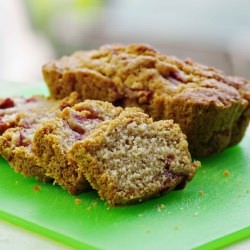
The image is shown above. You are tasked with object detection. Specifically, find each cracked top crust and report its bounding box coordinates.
[43,43,250,107]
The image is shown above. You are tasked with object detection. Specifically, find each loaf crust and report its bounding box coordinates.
[43,44,250,156]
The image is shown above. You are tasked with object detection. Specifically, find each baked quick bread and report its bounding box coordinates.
[0,95,199,203]
[33,100,123,194]
[0,93,79,182]
[43,44,250,156]
[69,109,200,205]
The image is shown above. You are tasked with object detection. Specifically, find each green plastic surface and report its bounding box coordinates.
[0,82,249,250]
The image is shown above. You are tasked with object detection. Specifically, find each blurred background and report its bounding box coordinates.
[0,0,250,82]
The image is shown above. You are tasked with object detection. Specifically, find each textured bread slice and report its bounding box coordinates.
[69,110,200,205]
[0,96,58,135]
[0,93,79,182]
[32,100,124,194]
[43,44,250,156]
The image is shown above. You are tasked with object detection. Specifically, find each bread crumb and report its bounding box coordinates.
[138,214,143,217]
[194,212,199,216]
[86,206,92,211]
[146,229,151,234]
[33,185,41,192]
[198,190,206,197]
[223,170,230,176]
[15,181,19,184]
[156,204,166,212]
[160,204,166,209]
[174,225,179,230]
[92,201,97,207]
[202,170,206,174]
[75,199,81,205]
[246,190,250,193]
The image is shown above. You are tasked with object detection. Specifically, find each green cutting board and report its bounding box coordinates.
[0,82,249,250]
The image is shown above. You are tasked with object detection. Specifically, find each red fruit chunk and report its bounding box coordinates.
[0,98,15,109]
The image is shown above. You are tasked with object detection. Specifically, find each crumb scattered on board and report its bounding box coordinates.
[223,170,230,176]
[33,185,41,192]
[75,198,81,205]
[198,190,206,197]
[156,204,166,212]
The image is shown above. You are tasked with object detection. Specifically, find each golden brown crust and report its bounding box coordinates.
[43,44,250,156]
[0,127,50,182]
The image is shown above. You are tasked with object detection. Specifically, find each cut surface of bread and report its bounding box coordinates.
[70,110,200,205]
[33,100,124,194]
[0,93,79,182]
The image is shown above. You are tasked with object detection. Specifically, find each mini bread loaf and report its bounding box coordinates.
[43,44,250,156]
